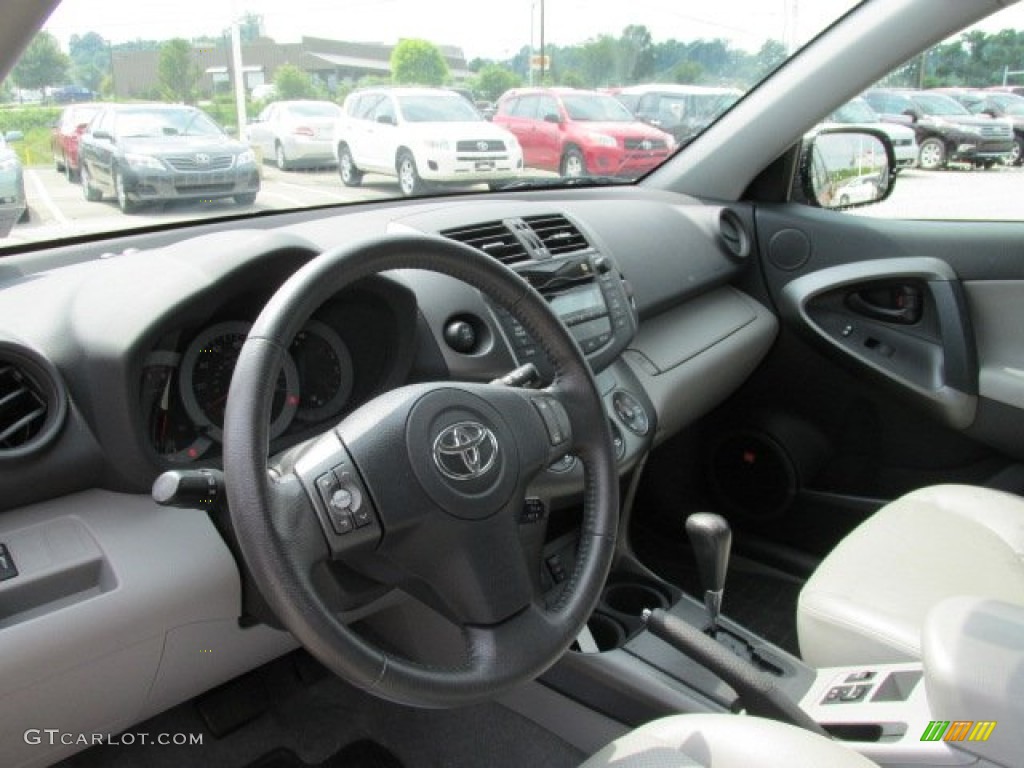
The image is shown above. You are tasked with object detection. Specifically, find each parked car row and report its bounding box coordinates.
[822,97,919,172]
[492,87,674,179]
[863,87,1017,169]
[610,83,743,145]
[247,100,342,170]
[333,87,525,196]
[0,131,28,229]
[930,87,1024,165]
[67,103,261,213]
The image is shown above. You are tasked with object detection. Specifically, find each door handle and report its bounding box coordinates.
[845,284,922,324]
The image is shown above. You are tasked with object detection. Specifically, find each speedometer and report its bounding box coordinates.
[179,320,299,442]
[290,320,353,423]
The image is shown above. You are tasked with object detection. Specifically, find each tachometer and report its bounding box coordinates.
[180,321,299,442]
[290,320,353,422]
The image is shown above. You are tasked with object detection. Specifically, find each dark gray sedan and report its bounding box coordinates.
[78,104,260,213]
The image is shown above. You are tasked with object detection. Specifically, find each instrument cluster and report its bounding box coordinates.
[141,316,355,464]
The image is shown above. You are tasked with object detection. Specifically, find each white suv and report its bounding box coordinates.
[334,87,523,196]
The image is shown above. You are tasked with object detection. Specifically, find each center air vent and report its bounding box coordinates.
[440,221,529,265]
[0,342,67,459]
[522,214,589,256]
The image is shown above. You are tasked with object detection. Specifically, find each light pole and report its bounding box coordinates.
[230,0,248,139]
[539,0,545,85]
[528,0,546,86]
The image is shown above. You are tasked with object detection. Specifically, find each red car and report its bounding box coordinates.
[51,103,102,182]
[493,87,674,178]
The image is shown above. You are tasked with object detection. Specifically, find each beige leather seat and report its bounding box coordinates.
[580,714,877,767]
[798,484,1024,667]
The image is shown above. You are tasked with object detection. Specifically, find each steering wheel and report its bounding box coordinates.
[223,233,619,708]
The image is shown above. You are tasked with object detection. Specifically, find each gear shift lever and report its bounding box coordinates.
[685,512,731,632]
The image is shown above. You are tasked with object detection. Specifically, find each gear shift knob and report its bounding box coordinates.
[685,512,732,630]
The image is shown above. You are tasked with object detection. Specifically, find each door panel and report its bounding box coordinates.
[754,205,1024,462]
[777,257,977,429]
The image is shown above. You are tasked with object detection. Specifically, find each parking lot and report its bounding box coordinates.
[6,159,1024,246]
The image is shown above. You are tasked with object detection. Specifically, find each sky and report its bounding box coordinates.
[40,0,863,58]
[38,1,1024,63]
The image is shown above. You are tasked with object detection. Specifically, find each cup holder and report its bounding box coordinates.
[602,582,669,617]
[579,612,627,653]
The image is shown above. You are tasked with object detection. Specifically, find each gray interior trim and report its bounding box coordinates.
[500,680,628,757]
[966,281,1024,410]
[0,491,296,768]
[624,288,778,444]
[923,597,1024,768]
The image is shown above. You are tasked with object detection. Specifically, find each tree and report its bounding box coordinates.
[390,39,449,86]
[69,32,108,92]
[560,70,585,89]
[12,32,69,92]
[473,63,521,102]
[751,40,787,81]
[274,64,315,99]
[671,60,704,84]
[158,39,200,104]
[579,35,618,87]
[619,25,654,84]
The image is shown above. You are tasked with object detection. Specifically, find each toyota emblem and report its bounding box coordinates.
[194,153,211,165]
[476,140,490,152]
[433,421,499,481]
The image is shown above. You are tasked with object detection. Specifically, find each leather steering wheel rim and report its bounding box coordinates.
[223,233,619,707]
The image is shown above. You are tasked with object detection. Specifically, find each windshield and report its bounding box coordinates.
[562,93,636,122]
[987,93,1024,115]
[0,0,864,247]
[115,107,223,138]
[286,102,342,118]
[910,92,972,116]
[830,98,878,124]
[397,93,482,122]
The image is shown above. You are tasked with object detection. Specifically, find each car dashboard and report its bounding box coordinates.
[0,187,779,767]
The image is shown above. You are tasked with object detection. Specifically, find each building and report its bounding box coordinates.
[110,37,471,99]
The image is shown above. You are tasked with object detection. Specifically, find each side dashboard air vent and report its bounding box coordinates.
[0,342,68,459]
[522,214,590,256]
[440,221,530,265]
[719,208,751,260]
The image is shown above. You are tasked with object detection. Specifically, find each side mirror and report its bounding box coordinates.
[901,107,920,123]
[376,114,396,126]
[801,128,895,210]
[4,130,24,142]
[543,112,562,124]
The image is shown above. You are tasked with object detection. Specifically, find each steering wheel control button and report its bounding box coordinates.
[532,396,571,446]
[612,391,650,436]
[0,543,17,581]
[548,454,577,473]
[315,471,340,510]
[520,497,546,524]
[328,508,355,535]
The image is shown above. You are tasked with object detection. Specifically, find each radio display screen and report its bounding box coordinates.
[549,285,605,324]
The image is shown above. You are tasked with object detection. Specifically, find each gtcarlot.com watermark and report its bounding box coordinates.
[24,729,203,747]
